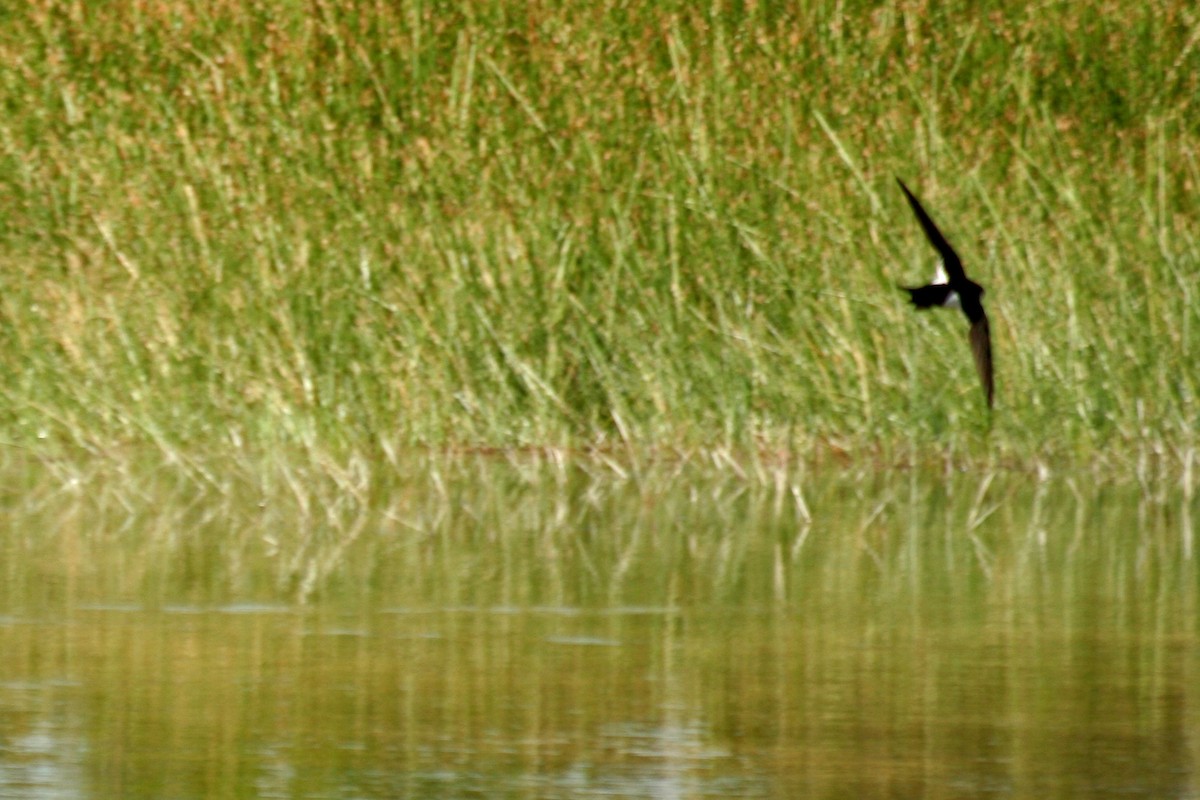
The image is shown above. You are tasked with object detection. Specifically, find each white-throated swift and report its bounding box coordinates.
[897,178,993,409]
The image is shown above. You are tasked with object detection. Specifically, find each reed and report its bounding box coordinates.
[0,1,1196,474]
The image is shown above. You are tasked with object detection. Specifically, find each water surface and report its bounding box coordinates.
[0,454,1196,798]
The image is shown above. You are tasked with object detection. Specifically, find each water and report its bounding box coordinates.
[0,453,1196,798]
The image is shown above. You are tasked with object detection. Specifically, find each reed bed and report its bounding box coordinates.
[0,1,1196,476]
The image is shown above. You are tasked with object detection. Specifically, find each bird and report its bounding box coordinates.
[896,178,993,409]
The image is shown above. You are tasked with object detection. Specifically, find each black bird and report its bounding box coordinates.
[896,178,993,409]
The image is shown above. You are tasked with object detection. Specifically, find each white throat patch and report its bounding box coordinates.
[932,261,962,309]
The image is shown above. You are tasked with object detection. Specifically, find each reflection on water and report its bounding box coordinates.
[0,453,1196,798]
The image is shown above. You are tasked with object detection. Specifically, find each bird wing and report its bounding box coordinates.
[896,178,966,283]
[969,314,994,409]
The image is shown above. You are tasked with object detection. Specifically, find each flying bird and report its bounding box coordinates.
[896,178,993,409]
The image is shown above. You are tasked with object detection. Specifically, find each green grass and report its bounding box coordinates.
[0,1,1197,474]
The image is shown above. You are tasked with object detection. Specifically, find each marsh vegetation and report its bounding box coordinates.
[0,1,1196,472]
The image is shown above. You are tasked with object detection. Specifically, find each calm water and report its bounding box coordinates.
[0,454,1196,798]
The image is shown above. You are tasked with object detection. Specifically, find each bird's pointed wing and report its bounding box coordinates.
[896,178,965,282]
[969,314,994,409]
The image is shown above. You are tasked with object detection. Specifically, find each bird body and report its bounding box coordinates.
[896,178,994,409]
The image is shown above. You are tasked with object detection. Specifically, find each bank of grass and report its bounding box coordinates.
[0,1,1196,474]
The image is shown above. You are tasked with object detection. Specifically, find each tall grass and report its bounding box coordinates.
[0,1,1197,472]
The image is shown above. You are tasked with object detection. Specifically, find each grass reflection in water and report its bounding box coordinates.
[0,450,1195,798]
